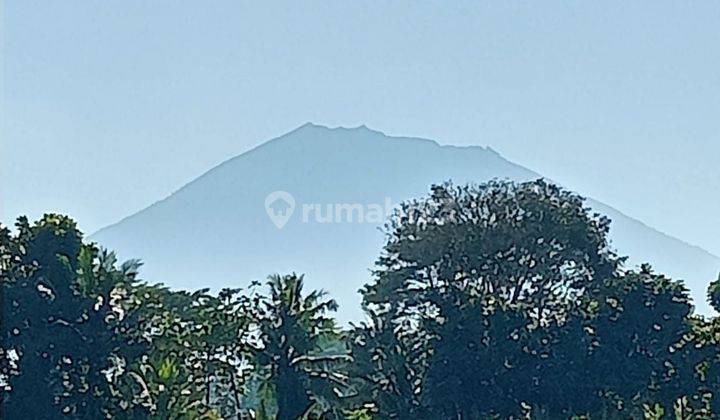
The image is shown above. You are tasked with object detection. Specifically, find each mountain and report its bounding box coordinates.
[92,123,720,320]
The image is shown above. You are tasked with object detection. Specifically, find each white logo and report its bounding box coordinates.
[264,191,396,229]
[265,191,296,229]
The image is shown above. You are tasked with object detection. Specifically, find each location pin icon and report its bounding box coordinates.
[265,191,296,229]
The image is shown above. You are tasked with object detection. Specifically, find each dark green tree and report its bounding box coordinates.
[565,265,704,417]
[105,285,216,419]
[354,180,620,417]
[195,286,265,419]
[353,180,712,418]
[0,215,226,419]
[258,273,348,420]
[3,195,718,419]
[708,274,720,313]
[0,215,145,418]
[1,215,89,418]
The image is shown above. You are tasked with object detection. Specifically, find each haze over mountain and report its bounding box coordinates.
[92,124,720,319]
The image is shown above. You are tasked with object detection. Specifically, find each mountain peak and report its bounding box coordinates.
[92,125,720,319]
[295,122,381,135]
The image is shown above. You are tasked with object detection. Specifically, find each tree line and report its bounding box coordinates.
[1,180,719,419]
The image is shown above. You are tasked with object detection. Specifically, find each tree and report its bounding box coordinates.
[0,215,227,418]
[364,180,619,322]
[353,180,713,418]
[105,284,213,419]
[3,197,718,418]
[258,273,348,419]
[565,265,704,417]
[708,274,720,313]
[100,282,263,419]
[355,180,620,417]
[0,215,145,418]
[194,286,265,419]
[1,215,91,418]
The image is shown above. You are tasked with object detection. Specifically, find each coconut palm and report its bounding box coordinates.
[258,273,349,419]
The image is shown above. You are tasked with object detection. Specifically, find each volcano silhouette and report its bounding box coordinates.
[92,123,720,320]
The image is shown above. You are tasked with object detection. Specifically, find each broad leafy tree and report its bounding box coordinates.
[0,215,145,418]
[352,180,715,418]
[708,274,720,313]
[2,187,719,419]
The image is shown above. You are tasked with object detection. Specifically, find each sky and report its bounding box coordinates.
[2,1,719,257]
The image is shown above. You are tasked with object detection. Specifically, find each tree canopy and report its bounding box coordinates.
[1,181,719,419]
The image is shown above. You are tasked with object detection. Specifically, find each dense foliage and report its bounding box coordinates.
[1,180,719,419]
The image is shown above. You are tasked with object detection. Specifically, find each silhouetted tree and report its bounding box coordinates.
[2,193,718,419]
[258,274,347,419]
[708,274,720,312]
[353,180,714,418]
[0,216,229,419]
[0,215,145,418]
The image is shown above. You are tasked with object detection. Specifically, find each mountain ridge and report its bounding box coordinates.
[93,123,505,237]
[91,123,720,318]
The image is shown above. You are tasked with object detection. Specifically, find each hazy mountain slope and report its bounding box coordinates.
[93,123,720,320]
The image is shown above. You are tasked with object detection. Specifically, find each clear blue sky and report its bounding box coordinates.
[2,1,719,256]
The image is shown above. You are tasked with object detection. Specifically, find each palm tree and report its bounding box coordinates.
[258,274,348,419]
